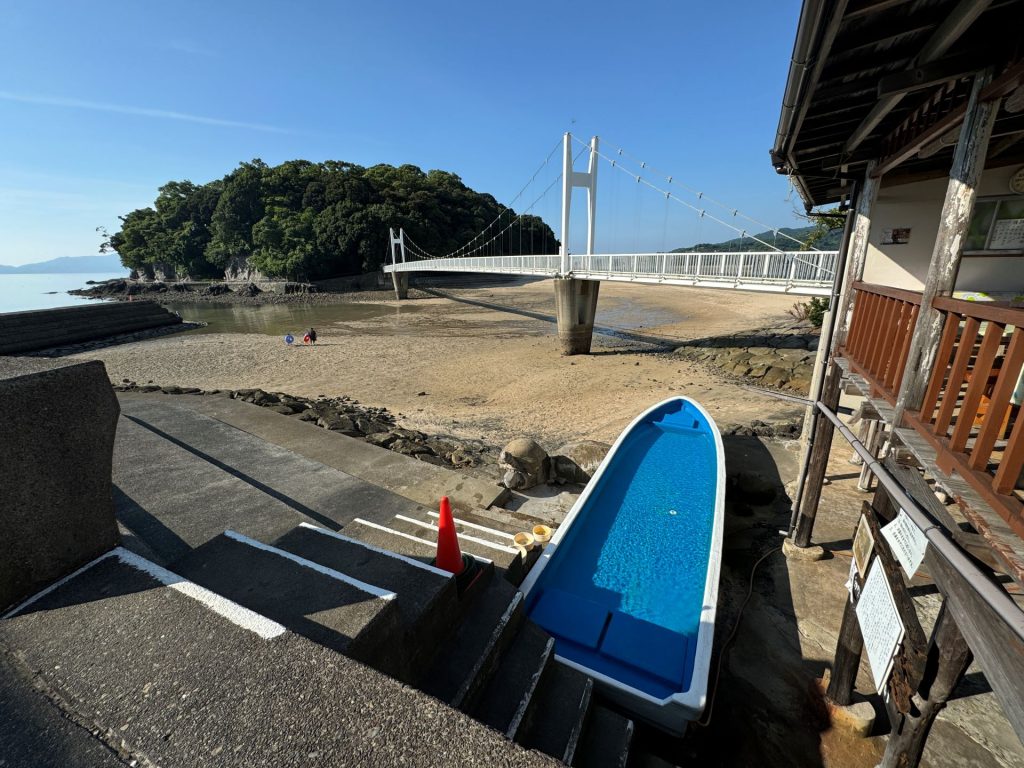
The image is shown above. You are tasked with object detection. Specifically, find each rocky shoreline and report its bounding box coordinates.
[672,321,819,394]
[112,382,805,491]
[114,380,503,476]
[71,278,434,306]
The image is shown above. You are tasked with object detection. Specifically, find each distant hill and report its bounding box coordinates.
[674,225,842,253]
[0,254,127,274]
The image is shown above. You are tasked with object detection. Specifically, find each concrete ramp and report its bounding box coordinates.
[121,391,509,511]
[114,396,433,564]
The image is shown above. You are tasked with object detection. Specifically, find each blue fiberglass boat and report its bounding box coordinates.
[519,396,724,735]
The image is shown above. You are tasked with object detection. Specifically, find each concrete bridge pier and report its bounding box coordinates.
[391,272,409,300]
[554,277,600,355]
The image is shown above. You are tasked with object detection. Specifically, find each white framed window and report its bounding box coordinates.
[965,195,1024,253]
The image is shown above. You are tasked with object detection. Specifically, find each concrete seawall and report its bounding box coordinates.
[0,301,181,355]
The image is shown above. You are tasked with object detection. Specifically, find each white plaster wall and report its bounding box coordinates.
[862,164,1024,294]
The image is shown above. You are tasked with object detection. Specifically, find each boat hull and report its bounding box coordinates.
[520,396,725,735]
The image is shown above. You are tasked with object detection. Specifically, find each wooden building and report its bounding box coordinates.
[772,1,1024,766]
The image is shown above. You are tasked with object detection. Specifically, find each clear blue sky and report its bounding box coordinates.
[0,0,807,265]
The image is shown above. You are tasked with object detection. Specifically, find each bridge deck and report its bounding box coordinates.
[383,251,836,297]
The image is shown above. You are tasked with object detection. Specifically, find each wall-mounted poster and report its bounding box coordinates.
[990,218,1024,250]
[882,228,911,245]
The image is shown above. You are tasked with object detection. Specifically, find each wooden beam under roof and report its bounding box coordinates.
[832,7,946,57]
[877,51,985,98]
[873,59,1024,176]
[843,0,993,155]
[844,0,914,20]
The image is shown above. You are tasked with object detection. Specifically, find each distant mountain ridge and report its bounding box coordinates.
[0,254,127,274]
[674,225,842,253]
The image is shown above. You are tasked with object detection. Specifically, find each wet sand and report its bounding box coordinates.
[75,280,808,448]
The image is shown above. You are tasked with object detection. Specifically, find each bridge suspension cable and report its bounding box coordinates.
[403,142,586,262]
[571,135,818,255]
[409,138,564,261]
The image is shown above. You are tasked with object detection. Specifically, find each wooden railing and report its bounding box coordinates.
[842,283,921,401]
[841,282,1024,534]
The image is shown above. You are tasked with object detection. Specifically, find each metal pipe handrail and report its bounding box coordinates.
[815,400,1024,643]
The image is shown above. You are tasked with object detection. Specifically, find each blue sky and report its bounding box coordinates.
[0,0,806,265]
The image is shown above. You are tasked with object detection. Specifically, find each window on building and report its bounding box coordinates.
[965,196,1024,253]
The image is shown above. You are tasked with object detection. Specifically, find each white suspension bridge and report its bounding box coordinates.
[384,133,839,354]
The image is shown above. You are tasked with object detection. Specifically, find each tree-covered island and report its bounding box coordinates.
[105,159,559,282]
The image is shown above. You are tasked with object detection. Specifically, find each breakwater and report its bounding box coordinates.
[0,301,181,355]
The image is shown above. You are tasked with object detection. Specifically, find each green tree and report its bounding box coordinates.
[205,160,266,268]
[108,156,559,280]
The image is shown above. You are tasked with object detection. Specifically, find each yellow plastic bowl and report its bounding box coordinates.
[532,525,553,543]
[513,531,535,551]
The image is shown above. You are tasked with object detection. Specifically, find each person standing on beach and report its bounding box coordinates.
[308,327,317,345]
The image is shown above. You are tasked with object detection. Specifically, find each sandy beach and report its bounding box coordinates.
[74,280,809,448]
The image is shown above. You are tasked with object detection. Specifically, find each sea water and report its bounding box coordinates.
[0,273,126,313]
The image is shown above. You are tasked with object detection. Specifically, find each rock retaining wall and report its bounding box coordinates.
[672,323,819,394]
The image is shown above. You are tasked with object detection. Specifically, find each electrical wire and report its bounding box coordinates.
[694,545,780,729]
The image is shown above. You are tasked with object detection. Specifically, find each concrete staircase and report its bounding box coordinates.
[3,394,636,765]
[0,549,554,767]
[167,512,634,766]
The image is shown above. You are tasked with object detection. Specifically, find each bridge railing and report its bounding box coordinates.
[567,251,837,285]
[388,254,562,275]
[386,250,837,285]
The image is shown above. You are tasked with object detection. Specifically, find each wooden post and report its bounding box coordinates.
[894,69,999,425]
[826,595,864,706]
[827,482,893,705]
[792,168,876,531]
[884,457,1024,743]
[833,160,881,350]
[880,602,973,768]
[793,362,844,547]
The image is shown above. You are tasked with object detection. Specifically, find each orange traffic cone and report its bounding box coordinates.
[434,496,465,575]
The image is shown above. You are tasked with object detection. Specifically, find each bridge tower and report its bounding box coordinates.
[555,133,601,355]
[389,227,409,300]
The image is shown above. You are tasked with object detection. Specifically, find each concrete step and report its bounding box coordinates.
[519,663,594,765]
[421,575,525,711]
[113,398,431,564]
[0,548,553,767]
[170,531,403,673]
[471,621,554,740]
[384,512,526,584]
[0,650,128,768]
[573,705,634,768]
[271,522,459,682]
[340,517,443,566]
[422,508,523,545]
[125,391,511,513]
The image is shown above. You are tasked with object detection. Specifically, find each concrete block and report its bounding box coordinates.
[782,537,826,561]
[0,357,120,611]
[827,698,876,738]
